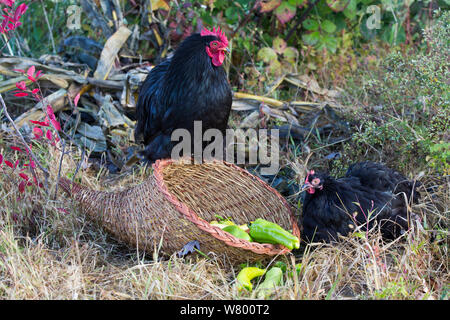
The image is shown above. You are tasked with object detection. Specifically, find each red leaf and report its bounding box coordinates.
[14,92,28,97]
[27,65,35,78]
[51,119,61,131]
[0,153,3,165]
[14,3,28,20]
[10,146,22,152]
[2,1,15,7]
[13,68,25,73]
[29,120,50,127]
[31,88,39,94]
[33,127,44,139]
[29,160,36,169]
[19,173,29,180]
[46,104,55,119]
[74,93,80,107]
[45,129,53,141]
[18,180,25,193]
[27,75,36,82]
[35,70,43,79]
[14,159,19,168]
[15,80,26,90]
[4,160,13,168]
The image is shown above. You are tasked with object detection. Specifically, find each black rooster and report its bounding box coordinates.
[134,27,232,163]
[300,161,421,243]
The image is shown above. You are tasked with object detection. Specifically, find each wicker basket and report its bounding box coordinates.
[60,158,300,264]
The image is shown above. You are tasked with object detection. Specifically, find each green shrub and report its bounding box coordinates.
[342,10,449,174]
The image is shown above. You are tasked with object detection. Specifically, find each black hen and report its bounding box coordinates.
[300,161,421,243]
[134,27,232,163]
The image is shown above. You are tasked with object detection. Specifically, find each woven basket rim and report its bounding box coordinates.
[152,158,300,256]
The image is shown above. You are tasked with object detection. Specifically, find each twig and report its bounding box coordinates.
[1,33,14,55]
[35,83,69,199]
[285,0,320,42]
[40,0,56,54]
[231,0,261,39]
[54,140,66,199]
[72,147,86,183]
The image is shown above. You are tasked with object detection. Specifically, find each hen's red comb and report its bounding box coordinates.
[200,26,228,46]
[305,170,315,182]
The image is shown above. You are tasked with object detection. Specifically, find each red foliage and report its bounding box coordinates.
[0,1,28,34]
[32,127,44,139]
[15,81,26,90]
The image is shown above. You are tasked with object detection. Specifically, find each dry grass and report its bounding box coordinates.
[0,140,448,300]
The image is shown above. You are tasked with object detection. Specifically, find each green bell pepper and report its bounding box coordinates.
[249,218,299,250]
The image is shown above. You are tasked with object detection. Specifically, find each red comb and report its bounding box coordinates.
[200,26,228,46]
[305,170,315,182]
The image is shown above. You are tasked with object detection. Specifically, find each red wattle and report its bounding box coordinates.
[206,46,225,67]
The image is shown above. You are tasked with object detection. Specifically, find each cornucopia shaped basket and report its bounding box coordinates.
[59,158,300,264]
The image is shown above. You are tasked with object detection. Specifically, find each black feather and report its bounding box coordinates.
[300,161,421,243]
[135,33,232,163]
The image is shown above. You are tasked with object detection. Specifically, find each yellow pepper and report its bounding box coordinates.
[236,267,266,292]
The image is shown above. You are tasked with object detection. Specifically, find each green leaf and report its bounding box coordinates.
[321,34,338,53]
[317,0,333,15]
[302,31,320,46]
[267,59,282,76]
[288,0,306,6]
[322,20,337,33]
[200,12,214,26]
[272,37,287,54]
[303,18,319,31]
[324,35,337,53]
[225,7,239,21]
[283,47,299,64]
[257,47,278,63]
[343,0,357,19]
[326,0,351,12]
[274,1,296,24]
[334,14,347,32]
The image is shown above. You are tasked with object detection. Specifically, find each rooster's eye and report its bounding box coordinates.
[312,178,320,185]
[211,42,218,47]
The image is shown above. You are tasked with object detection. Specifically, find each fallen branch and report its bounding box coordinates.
[233,92,285,108]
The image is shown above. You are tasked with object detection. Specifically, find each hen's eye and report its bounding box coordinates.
[312,178,320,185]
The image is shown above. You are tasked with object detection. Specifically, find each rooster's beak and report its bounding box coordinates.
[224,47,231,54]
[300,182,313,193]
